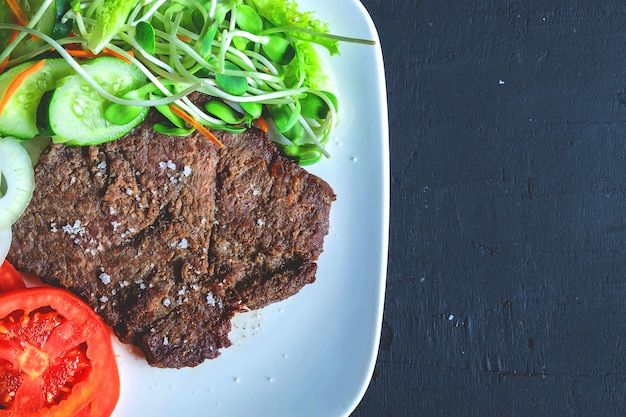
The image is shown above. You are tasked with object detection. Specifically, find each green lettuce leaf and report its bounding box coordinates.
[87,0,140,54]
[246,0,340,56]
[284,41,330,90]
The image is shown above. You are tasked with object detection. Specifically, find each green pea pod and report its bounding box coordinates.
[104,102,146,126]
[262,36,296,66]
[207,123,247,134]
[103,88,149,126]
[205,101,244,124]
[216,62,248,96]
[283,122,304,141]
[269,103,300,134]
[236,5,264,34]
[153,123,194,137]
[240,101,263,120]
[155,104,185,128]
[282,144,323,166]
[300,93,328,119]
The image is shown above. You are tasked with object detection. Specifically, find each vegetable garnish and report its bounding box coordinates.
[169,103,224,147]
[0,136,35,230]
[256,115,268,132]
[62,47,135,64]
[0,286,120,417]
[0,0,375,165]
[0,31,19,74]
[0,59,45,116]
[0,260,26,293]
[6,0,29,27]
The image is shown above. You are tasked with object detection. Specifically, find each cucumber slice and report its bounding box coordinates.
[0,137,35,230]
[47,57,149,145]
[0,59,73,139]
[0,227,11,265]
[36,89,56,137]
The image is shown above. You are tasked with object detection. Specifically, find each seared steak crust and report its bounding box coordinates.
[8,120,335,368]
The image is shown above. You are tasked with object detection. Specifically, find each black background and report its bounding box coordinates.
[354,0,626,415]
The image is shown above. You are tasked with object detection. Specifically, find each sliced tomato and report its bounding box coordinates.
[0,260,27,294]
[0,287,119,417]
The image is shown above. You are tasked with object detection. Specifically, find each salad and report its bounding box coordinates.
[0,0,373,158]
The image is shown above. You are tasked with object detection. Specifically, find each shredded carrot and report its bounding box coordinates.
[169,104,224,148]
[63,48,134,64]
[177,34,192,42]
[8,30,19,45]
[103,48,134,63]
[61,49,95,58]
[6,0,28,26]
[0,57,8,74]
[6,0,39,40]
[0,31,18,74]
[255,117,268,133]
[0,59,46,116]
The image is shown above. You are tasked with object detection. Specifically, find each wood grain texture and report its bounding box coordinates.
[354,0,626,415]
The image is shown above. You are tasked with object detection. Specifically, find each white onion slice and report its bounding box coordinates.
[0,136,35,229]
[0,227,11,265]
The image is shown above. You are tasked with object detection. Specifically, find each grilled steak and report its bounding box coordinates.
[8,116,335,368]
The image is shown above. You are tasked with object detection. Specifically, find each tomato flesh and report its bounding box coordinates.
[0,287,119,417]
[0,261,26,294]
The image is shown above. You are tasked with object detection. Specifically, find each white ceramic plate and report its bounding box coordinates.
[111,2,388,416]
[1,1,388,415]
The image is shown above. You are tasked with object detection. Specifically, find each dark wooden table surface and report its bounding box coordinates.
[353,0,626,415]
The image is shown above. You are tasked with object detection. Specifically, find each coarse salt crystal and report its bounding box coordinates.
[62,220,85,236]
[99,273,111,285]
[160,160,177,170]
[206,292,216,306]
